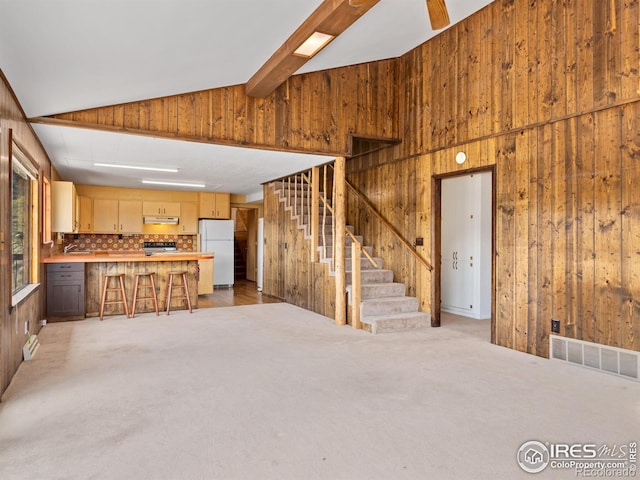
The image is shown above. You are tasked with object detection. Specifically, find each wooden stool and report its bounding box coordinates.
[130,272,159,318]
[165,271,192,315]
[99,273,129,320]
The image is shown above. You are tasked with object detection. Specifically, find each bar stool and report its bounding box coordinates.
[165,271,192,315]
[130,272,159,318]
[99,273,129,320]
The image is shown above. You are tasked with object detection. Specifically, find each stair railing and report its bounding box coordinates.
[345,178,433,272]
[274,159,429,330]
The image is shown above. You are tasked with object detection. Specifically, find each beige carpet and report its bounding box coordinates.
[0,304,637,480]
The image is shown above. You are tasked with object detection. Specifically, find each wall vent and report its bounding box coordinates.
[549,335,639,382]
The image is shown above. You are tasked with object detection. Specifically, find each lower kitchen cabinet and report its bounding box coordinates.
[198,258,214,295]
[47,263,85,317]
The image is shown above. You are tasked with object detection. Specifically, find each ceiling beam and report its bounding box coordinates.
[245,0,380,98]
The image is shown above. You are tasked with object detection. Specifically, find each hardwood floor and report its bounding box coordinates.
[197,279,282,308]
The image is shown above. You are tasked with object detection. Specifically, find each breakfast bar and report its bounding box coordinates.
[44,251,214,318]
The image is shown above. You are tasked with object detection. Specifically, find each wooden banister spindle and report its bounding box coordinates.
[307,170,311,230]
[322,165,327,260]
[311,167,319,262]
[294,175,298,218]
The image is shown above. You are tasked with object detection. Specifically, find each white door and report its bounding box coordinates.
[441,172,491,319]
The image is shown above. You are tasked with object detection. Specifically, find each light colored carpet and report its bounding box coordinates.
[0,304,637,480]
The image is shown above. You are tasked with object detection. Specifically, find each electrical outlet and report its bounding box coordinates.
[40,319,47,327]
[24,320,29,335]
[551,318,560,333]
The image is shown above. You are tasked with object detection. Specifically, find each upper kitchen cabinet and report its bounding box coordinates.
[119,200,143,233]
[78,196,93,233]
[92,199,118,233]
[51,181,78,233]
[93,199,143,234]
[142,201,180,217]
[198,192,230,219]
[180,202,198,234]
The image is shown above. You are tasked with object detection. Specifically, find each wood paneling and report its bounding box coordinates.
[38,60,400,157]
[339,0,640,358]
[0,0,635,395]
[0,71,52,397]
[397,0,639,157]
[262,185,335,319]
[348,103,640,357]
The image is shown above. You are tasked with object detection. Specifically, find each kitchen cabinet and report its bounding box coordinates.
[119,200,143,233]
[198,258,214,295]
[47,263,85,317]
[51,181,78,233]
[78,196,93,233]
[198,192,230,219]
[93,199,143,233]
[180,202,198,234]
[92,199,118,233]
[143,201,180,217]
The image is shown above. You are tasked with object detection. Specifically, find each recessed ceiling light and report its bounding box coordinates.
[95,163,178,173]
[293,32,334,58]
[142,180,205,188]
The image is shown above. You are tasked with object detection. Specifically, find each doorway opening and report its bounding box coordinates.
[231,207,259,283]
[432,167,495,341]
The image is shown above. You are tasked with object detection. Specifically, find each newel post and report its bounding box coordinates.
[334,157,346,326]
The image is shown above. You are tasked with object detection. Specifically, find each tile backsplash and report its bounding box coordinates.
[63,234,197,252]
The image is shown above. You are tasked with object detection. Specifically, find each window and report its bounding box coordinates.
[11,147,37,296]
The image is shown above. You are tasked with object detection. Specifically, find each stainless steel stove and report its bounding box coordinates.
[143,241,178,255]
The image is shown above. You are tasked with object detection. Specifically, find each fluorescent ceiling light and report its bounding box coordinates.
[142,180,205,188]
[293,32,334,58]
[95,163,178,173]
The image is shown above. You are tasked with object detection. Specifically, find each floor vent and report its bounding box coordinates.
[549,335,639,382]
[23,334,40,361]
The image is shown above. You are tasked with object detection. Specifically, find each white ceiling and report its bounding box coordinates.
[0,0,493,197]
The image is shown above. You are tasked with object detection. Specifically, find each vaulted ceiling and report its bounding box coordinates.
[0,0,493,197]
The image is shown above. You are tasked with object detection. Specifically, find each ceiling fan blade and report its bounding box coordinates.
[426,0,450,30]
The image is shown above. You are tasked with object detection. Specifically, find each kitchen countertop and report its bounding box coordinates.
[44,251,214,263]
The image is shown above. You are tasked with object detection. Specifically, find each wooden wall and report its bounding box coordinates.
[4,0,638,368]
[346,0,640,357]
[398,0,639,157]
[0,70,52,397]
[262,185,336,319]
[347,142,420,300]
[42,59,400,157]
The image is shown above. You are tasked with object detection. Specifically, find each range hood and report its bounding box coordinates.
[143,216,179,225]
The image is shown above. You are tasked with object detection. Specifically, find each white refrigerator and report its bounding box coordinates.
[199,219,234,287]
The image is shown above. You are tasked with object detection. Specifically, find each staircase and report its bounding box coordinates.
[233,237,246,281]
[271,179,430,334]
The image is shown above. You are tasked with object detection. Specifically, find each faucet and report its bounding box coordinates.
[64,244,78,254]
